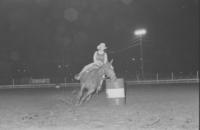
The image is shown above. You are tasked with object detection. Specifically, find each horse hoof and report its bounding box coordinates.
[75,103,79,106]
[72,90,77,95]
[75,101,81,106]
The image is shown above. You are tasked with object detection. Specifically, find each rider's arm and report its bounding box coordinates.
[93,51,98,63]
[104,53,108,63]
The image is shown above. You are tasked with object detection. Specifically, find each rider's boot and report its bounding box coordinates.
[75,73,81,80]
[75,71,86,80]
[75,68,90,80]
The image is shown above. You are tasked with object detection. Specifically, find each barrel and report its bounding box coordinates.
[106,78,126,105]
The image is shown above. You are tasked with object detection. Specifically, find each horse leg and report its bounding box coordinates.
[86,85,103,102]
[95,78,104,96]
[79,89,95,104]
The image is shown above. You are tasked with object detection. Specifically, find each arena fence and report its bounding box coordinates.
[0,71,199,89]
[0,78,199,89]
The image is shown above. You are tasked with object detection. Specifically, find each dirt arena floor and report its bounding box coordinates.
[0,83,199,130]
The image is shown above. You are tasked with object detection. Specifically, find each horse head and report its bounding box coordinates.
[100,59,117,81]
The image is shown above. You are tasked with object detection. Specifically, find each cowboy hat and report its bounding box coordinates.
[97,42,107,50]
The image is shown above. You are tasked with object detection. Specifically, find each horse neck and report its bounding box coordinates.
[97,67,105,76]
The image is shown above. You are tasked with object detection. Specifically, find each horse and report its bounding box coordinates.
[76,60,117,105]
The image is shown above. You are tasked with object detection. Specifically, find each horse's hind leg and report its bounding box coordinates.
[85,90,95,102]
[76,85,85,104]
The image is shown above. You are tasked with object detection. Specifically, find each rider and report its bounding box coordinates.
[75,42,108,80]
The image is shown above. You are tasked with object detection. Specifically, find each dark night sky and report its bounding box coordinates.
[0,0,199,78]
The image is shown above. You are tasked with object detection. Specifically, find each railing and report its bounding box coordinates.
[126,78,199,85]
[0,71,199,89]
[0,78,199,89]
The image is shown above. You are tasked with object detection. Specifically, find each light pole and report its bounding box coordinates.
[134,28,147,80]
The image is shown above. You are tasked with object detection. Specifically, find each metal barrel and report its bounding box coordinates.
[106,78,126,105]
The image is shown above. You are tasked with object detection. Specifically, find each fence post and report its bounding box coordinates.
[171,72,174,80]
[12,79,15,88]
[64,77,67,87]
[136,73,139,81]
[156,72,159,81]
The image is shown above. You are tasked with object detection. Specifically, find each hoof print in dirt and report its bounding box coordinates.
[127,118,133,122]
[22,113,39,121]
[185,118,192,124]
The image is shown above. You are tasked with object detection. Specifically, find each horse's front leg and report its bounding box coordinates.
[95,78,104,95]
[80,89,95,104]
